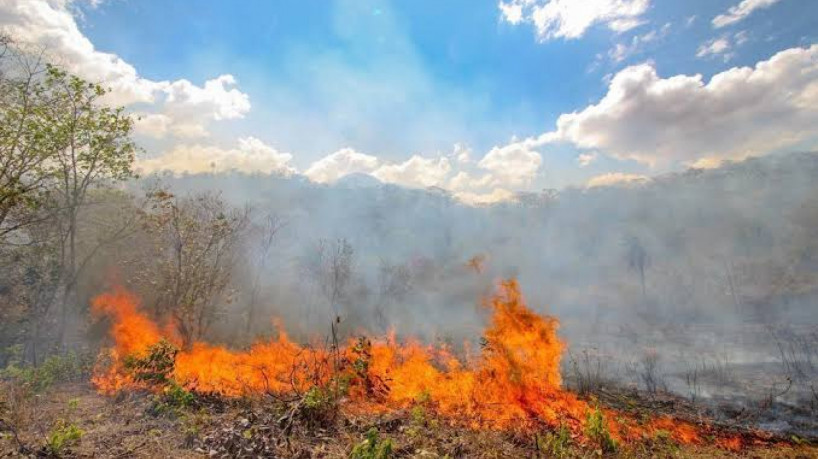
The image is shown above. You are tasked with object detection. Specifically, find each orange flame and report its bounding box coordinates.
[90,279,741,448]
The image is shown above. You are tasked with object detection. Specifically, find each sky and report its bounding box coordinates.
[2,0,818,203]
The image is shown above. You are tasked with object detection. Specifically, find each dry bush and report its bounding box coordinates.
[638,350,665,395]
[566,348,608,396]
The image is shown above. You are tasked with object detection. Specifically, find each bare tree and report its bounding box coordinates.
[304,238,355,319]
[639,350,664,395]
[374,259,412,331]
[244,213,284,335]
[143,190,249,347]
[625,235,649,298]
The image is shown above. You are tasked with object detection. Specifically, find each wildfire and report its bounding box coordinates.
[91,279,742,449]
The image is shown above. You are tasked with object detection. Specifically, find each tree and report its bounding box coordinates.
[0,36,59,239]
[142,190,249,347]
[1,35,140,352]
[244,213,284,335]
[40,65,138,346]
[304,238,355,319]
[625,235,649,298]
[374,259,412,331]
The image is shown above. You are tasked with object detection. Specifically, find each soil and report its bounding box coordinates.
[2,383,817,458]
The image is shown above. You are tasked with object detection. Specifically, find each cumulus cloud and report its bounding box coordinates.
[499,0,650,41]
[136,137,294,176]
[515,45,818,166]
[133,113,173,139]
[0,0,250,137]
[586,172,648,188]
[452,143,472,164]
[477,143,543,187]
[713,0,782,28]
[302,141,540,202]
[1,0,160,105]
[372,155,452,189]
[305,150,453,189]
[453,188,516,206]
[304,149,380,184]
[157,75,251,138]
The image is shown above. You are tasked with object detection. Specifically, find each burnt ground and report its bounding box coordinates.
[1,382,817,458]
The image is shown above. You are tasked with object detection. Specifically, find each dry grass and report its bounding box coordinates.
[1,382,816,458]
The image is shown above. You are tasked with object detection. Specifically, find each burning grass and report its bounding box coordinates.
[85,279,791,456]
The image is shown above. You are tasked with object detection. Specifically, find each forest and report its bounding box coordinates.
[2,32,818,458]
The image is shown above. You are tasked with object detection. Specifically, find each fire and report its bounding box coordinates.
[90,289,164,392]
[90,279,736,448]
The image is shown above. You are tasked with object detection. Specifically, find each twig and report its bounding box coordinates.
[0,418,33,455]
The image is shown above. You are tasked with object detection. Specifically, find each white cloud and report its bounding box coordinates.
[454,188,516,206]
[713,0,782,28]
[498,1,524,25]
[0,0,250,137]
[696,36,733,60]
[448,171,494,192]
[304,148,380,184]
[302,142,541,201]
[517,45,818,166]
[476,142,543,188]
[608,23,670,63]
[453,143,472,164]
[689,157,726,169]
[163,75,250,122]
[157,75,251,138]
[577,152,598,167]
[1,0,161,105]
[133,113,173,139]
[372,155,452,188]
[499,0,650,41]
[136,137,294,176]
[305,150,452,189]
[586,172,648,188]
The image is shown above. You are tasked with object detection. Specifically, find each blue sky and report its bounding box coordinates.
[4,0,818,201]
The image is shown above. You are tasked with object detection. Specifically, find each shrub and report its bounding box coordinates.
[299,385,339,429]
[585,407,617,453]
[350,428,393,459]
[0,352,93,393]
[163,382,195,408]
[46,420,84,455]
[536,423,572,457]
[123,339,178,386]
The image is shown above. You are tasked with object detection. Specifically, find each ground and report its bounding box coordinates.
[2,383,817,458]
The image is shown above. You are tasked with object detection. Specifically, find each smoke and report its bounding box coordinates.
[131,151,818,433]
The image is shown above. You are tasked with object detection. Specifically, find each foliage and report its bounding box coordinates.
[121,340,196,415]
[123,339,178,386]
[349,428,393,459]
[162,383,195,409]
[0,351,93,393]
[585,407,618,453]
[345,337,389,400]
[536,423,572,458]
[45,419,83,456]
[298,385,339,429]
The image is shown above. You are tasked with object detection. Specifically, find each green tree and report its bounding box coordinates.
[39,64,138,346]
[0,36,60,239]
